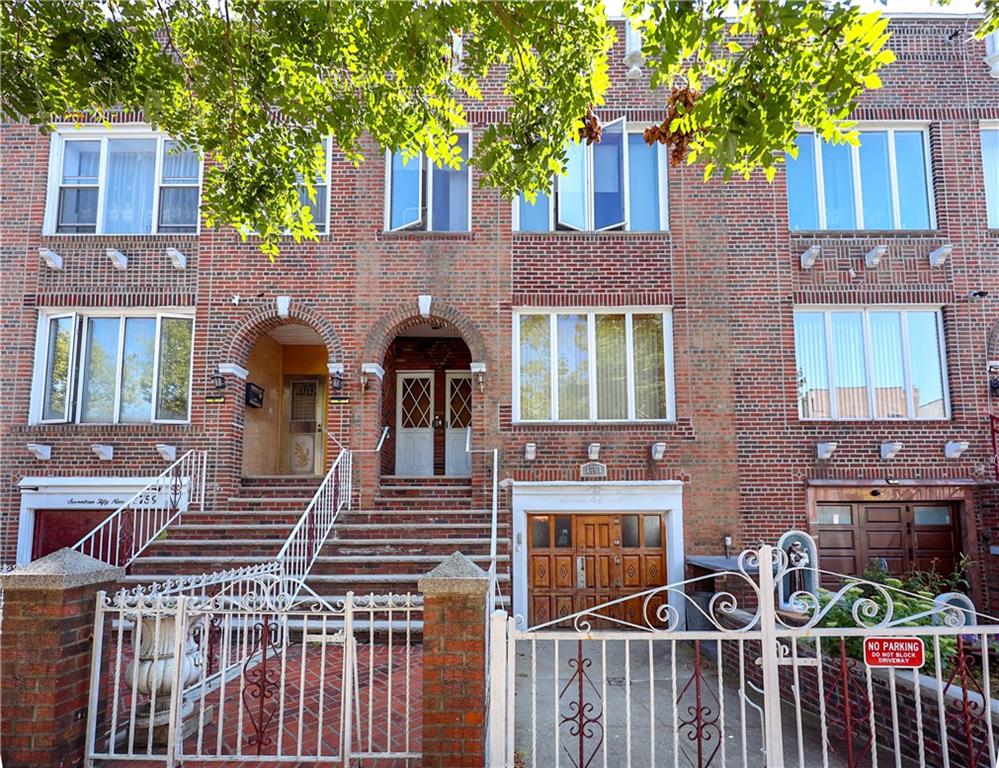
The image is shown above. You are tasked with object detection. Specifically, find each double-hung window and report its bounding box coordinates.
[48,130,201,234]
[295,137,331,233]
[34,310,195,424]
[982,124,999,228]
[385,133,471,231]
[513,309,675,422]
[793,307,948,420]
[514,120,668,231]
[786,127,934,230]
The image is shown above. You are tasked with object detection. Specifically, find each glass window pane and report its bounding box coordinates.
[57,187,98,233]
[595,314,627,419]
[297,185,328,233]
[554,516,572,548]
[821,140,856,229]
[557,314,589,420]
[593,121,625,230]
[818,505,853,525]
[119,318,156,423]
[831,311,868,418]
[907,311,946,418]
[80,318,121,423]
[643,515,662,548]
[627,135,661,230]
[519,315,551,420]
[914,505,951,526]
[42,316,74,421]
[390,152,422,229]
[103,139,156,234]
[786,134,819,230]
[62,140,100,183]
[982,129,999,228]
[161,141,199,183]
[557,141,587,230]
[794,312,830,418]
[621,515,639,547]
[531,516,550,548]
[155,317,193,421]
[894,131,931,229]
[869,312,906,418]
[517,190,551,232]
[158,187,199,232]
[633,314,667,419]
[431,134,469,231]
[858,131,893,229]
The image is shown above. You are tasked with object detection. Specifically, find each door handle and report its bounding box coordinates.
[576,556,586,589]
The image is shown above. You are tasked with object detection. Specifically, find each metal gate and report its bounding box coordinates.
[84,572,422,766]
[488,545,999,768]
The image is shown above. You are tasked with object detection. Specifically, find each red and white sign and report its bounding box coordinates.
[863,637,925,669]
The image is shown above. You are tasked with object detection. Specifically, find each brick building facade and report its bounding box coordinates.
[1,14,998,621]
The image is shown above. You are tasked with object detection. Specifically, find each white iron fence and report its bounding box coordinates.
[73,449,208,568]
[85,573,422,766]
[488,545,999,768]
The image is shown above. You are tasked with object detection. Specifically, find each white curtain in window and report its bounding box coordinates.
[633,314,666,419]
[831,312,868,418]
[793,312,830,418]
[907,311,946,418]
[80,318,121,423]
[557,314,589,419]
[595,314,627,419]
[519,315,551,420]
[102,139,156,234]
[869,312,906,418]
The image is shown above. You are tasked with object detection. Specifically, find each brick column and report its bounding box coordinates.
[417,552,489,767]
[0,549,123,768]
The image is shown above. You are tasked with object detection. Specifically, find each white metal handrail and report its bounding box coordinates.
[275,447,352,596]
[72,449,207,568]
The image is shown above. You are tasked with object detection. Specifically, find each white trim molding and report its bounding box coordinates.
[218,362,249,380]
[361,363,385,380]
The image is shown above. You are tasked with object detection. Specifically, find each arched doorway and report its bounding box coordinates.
[381,321,473,477]
[242,322,330,477]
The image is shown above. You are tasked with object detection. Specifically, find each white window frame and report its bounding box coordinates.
[294,135,333,235]
[793,305,950,422]
[512,122,669,232]
[511,307,676,423]
[30,308,196,425]
[383,131,473,232]
[44,125,203,236]
[791,124,936,231]
[982,120,999,229]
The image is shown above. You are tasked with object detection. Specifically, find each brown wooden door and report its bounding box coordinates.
[31,508,113,561]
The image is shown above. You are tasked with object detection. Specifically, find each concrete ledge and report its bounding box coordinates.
[418,552,489,595]
[1,548,123,591]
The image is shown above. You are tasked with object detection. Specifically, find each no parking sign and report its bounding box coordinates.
[863,637,925,669]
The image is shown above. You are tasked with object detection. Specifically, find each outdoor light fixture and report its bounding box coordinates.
[968,290,990,301]
[26,443,51,460]
[471,362,486,393]
[107,248,128,270]
[945,440,970,459]
[865,245,888,268]
[816,442,838,460]
[880,441,903,460]
[928,244,953,268]
[155,444,177,462]
[166,247,187,270]
[210,373,227,390]
[650,442,667,461]
[360,363,384,394]
[329,363,344,392]
[588,443,601,461]
[524,443,537,461]
[799,245,821,270]
[418,294,433,318]
[91,444,114,461]
[39,248,63,270]
[276,296,291,318]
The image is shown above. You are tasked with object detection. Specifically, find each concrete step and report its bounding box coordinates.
[164,524,294,540]
[372,496,473,509]
[226,496,314,506]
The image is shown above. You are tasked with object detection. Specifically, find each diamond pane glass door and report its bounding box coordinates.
[396,372,434,476]
[445,372,472,477]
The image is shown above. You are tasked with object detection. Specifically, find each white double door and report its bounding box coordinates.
[395,371,472,477]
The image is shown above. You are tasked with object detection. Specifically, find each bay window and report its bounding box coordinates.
[48,130,201,234]
[983,125,999,228]
[33,311,194,424]
[513,309,675,422]
[786,128,934,230]
[385,133,471,232]
[793,307,948,421]
[514,121,668,232]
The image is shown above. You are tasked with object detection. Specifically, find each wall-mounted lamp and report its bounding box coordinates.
[26,443,51,460]
[155,443,177,461]
[588,443,601,461]
[944,440,970,459]
[328,363,344,392]
[210,373,227,390]
[816,441,838,460]
[91,443,114,461]
[799,244,821,270]
[865,245,888,268]
[928,244,953,268]
[880,441,903,460]
[275,295,291,318]
[360,363,384,394]
[107,248,128,270]
[166,247,187,270]
[39,248,63,270]
[524,443,537,461]
[650,442,667,461]
[470,361,486,393]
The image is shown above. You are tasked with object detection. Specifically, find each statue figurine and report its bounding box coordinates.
[786,540,810,597]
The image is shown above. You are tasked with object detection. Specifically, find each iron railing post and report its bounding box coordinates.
[757,544,785,767]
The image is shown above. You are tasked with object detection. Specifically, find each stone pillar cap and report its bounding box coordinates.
[1,548,124,591]
[418,551,489,595]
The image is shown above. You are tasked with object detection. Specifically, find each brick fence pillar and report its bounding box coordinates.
[0,549,123,768]
[417,552,489,767]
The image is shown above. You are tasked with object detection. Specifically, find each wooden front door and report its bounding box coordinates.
[527,513,667,627]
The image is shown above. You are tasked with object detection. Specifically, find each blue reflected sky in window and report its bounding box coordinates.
[558,141,587,230]
[593,123,625,229]
[907,311,945,417]
[793,312,830,418]
[831,311,868,418]
[786,135,819,230]
[821,140,856,230]
[868,311,905,417]
[894,132,931,229]
[390,152,422,229]
[518,191,551,231]
[982,129,999,228]
[431,134,469,231]
[628,135,660,230]
[858,132,893,229]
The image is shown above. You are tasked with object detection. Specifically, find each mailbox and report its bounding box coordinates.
[245,382,264,408]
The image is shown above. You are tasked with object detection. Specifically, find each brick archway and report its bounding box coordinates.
[362,301,487,366]
[224,302,345,368]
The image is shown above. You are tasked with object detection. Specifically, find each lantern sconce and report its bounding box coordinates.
[360,363,384,395]
[650,442,666,461]
[328,363,345,392]
[470,362,486,393]
[524,443,537,461]
[210,372,227,390]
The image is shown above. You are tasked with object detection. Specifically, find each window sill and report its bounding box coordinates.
[513,419,677,428]
[377,230,475,241]
[25,421,193,430]
[789,229,942,240]
[41,232,200,240]
[513,230,670,239]
[796,417,951,424]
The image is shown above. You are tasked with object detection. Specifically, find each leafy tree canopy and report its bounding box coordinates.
[2,0,996,258]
